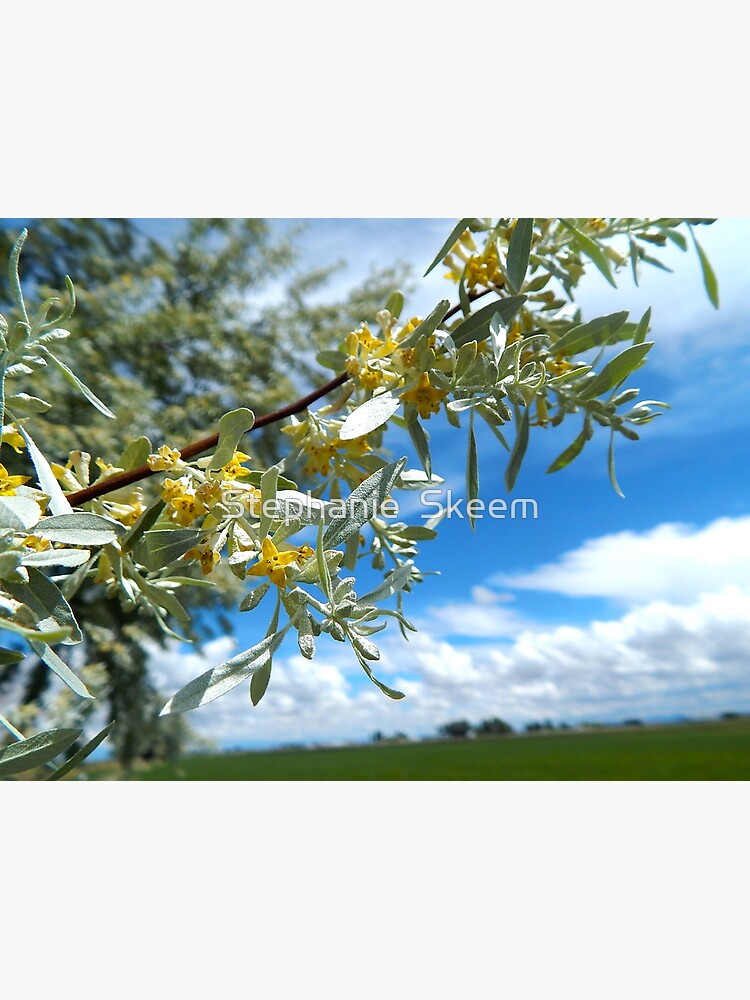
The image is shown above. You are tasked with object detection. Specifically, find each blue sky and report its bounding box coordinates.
[142,218,750,749]
[5,217,749,749]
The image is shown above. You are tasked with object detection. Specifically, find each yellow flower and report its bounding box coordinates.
[23,535,52,552]
[108,498,146,526]
[242,486,263,517]
[359,366,384,391]
[301,442,335,477]
[185,540,221,575]
[400,373,448,420]
[356,323,382,352]
[161,478,189,504]
[334,435,370,458]
[94,458,121,479]
[547,356,574,377]
[296,544,315,562]
[221,450,251,480]
[147,444,182,471]
[1,426,26,454]
[170,494,207,526]
[246,536,301,589]
[397,346,417,368]
[195,480,224,507]
[0,463,30,496]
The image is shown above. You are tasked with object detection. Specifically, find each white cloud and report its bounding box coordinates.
[415,599,526,639]
[146,583,750,748]
[492,515,750,606]
[471,585,515,606]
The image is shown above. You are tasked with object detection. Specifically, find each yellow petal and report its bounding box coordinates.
[260,537,277,560]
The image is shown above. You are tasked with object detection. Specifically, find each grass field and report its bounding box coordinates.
[121,718,750,780]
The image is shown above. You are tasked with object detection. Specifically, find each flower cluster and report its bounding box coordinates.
[443,228,506,290]
[342,310,433,393]
[281,412,374,487]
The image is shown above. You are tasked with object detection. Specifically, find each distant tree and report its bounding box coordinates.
[623,719,644,727]
[476,717,513,736]
[439,720,473,739]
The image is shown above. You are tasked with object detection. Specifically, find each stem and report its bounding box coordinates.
[67,289,495,508]
[67,372,349,506]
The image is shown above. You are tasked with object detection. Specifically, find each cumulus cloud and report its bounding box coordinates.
[415,599,526,639]
[146,584,750,749]
[492,515,750,606]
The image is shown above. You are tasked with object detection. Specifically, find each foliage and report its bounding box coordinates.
[0,218,406,767]
[0,218,717,778]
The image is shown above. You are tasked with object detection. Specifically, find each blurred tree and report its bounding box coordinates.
[476,717,513,736]
[0,218,409,769]
[438,720,473,739]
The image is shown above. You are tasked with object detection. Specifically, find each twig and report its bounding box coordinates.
[67,288,495,507]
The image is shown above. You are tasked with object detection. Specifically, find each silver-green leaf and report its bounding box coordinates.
[0,727,81,776]
[209,408,256,471]
[339,391,401,441]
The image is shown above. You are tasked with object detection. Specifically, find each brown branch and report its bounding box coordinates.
[68,372,350,506]
[67,287,496,508]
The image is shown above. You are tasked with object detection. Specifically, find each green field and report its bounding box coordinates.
[124,718,750,780]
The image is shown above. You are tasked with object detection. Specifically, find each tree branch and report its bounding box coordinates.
[67,288,493,507]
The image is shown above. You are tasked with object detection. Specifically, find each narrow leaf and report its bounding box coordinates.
[423,219,476,276]
[506,218,534,292]
[560,219,617,287]
[466,411,479,531]
[47,722,116,780]
[0,646,25,666]
[547,423,589,474]
[504,406,530,493]
[553,312,629,356]
[45,352,116,418]
[0,495,42,531]
[22,548,90,568]
[689,227,719,308]
[323,458,406,548]
[239,580,271,612]
[161,627,290,714]
[141,528,202,571]
[451,296,527,349]
[29,640,93,699]
[578,343,653,400]
[17,423,73,515]
[633,307,651,346]
[37,512,127,546]
[608,430,625,498]
[4,566,82,644]
[406,411,431,478]
[0,727,81,776]
[357,561,415,606]
[395,299,451,350]
[250,659,272,706]
[339,391,401,441]
[353,647,405,700]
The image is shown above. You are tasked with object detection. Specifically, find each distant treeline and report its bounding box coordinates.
[370,711,748,744]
